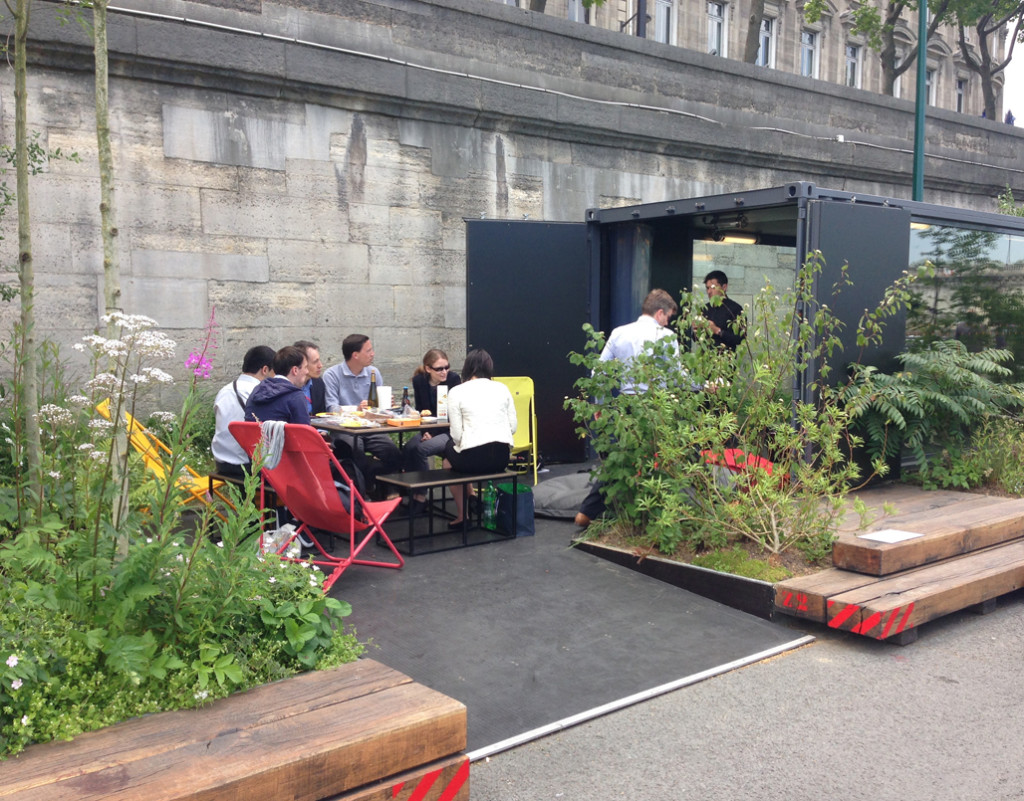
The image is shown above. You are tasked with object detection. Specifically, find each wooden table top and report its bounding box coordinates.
[311,414,450,435]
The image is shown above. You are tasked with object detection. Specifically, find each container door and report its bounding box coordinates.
[465,219,590,464]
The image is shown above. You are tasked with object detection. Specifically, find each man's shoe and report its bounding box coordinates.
[408,499,426,517]
[297,532,315,549]
[574,512,591,528]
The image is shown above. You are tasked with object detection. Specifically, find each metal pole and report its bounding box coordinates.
[912,0,928,201]
[636,0,647,38]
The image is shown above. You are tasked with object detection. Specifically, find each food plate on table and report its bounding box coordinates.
[420,416,437,423]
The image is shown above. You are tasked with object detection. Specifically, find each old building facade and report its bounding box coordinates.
[0,0,1020,400]
[526,0,1003,116]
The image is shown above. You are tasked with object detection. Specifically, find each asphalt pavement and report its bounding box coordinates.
[470,589,1024,801]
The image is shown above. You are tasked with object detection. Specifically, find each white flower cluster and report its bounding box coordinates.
[36,404,75,427]
[85,373,120,393]
[150,410,178,425]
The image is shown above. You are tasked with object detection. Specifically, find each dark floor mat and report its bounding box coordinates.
[328,516,811,756]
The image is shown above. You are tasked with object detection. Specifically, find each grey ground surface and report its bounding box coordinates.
[469,592,1024,801]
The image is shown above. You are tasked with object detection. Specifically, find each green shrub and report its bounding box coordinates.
[566,253,927,559]
[0,313,362,758]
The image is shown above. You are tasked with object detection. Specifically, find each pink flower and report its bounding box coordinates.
[185,352,213,379]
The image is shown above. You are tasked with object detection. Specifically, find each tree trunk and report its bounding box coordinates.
[92,0,129,544]
[14,0,41,517]
[743,0,765,63]
[95,0,121,329]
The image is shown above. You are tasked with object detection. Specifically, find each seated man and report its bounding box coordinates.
[323,334,402,493]
[212,345,275,479]
[244,346,310,425]
[243,346,350,533]
[294,339,327,416]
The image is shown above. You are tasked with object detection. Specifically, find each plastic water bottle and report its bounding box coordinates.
[482,482,497,531]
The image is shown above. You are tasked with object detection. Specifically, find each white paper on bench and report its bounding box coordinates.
[857,528,923,544]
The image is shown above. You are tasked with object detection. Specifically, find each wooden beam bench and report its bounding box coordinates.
[776,538,1024,644]
[831,495,1024,575]
[1,659,469,801]
[376,468,519,555]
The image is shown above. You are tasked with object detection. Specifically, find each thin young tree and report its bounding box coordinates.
[5,0,42,519]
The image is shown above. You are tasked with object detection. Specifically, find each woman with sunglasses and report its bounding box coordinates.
[404,349,462,514]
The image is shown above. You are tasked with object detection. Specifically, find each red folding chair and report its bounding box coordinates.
[229,421,403,591]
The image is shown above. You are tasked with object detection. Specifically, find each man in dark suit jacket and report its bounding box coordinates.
[295,340,327,415]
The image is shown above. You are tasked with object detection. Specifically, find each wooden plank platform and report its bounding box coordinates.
[1,659,467,801]
[776,485,1024,643]
[833,493,1024,575]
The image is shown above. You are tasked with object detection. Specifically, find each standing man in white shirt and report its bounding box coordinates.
[575,288,679,528]
[211,345,275,478]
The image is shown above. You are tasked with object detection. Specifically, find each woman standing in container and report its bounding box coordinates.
[443,349,517,528]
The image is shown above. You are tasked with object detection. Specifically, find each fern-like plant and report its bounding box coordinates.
[840,340,1024,484]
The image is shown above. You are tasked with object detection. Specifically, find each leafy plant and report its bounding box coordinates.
[840,340,1024,488]
[0,314,363,758]
[566,252,924,559]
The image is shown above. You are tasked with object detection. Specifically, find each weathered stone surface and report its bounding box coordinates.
[0,0,1018,391]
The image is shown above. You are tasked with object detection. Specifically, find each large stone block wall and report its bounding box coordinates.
[0,0,1021,403]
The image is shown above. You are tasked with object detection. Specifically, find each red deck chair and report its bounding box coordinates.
[229,421,403,591]
[701,447,789,488]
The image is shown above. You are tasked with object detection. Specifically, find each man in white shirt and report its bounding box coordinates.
[576,288,679,527]
[211,345,275,478]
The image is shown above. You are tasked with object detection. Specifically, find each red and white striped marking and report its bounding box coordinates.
[827,600,915,640]
[391,757,469,801]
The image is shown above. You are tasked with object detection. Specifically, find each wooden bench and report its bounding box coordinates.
[776,489,1024,644]
[376,468,519,555]
[1,659,469,801]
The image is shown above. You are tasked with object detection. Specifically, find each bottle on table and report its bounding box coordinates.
[402,386,413,417]
[437,385,448,420]
[367,373,379,409]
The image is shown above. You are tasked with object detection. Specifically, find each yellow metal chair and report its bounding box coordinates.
[96,398,231,515]
[493,376,539,485]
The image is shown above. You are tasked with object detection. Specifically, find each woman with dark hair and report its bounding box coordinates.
[443,349,517,528]
[404,349,462,515]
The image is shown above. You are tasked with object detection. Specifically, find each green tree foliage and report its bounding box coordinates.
[566,253,926,560]
[803,0,952,95]
[951,0,1024,120]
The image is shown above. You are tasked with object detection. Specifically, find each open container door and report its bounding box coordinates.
[465,219,590,463]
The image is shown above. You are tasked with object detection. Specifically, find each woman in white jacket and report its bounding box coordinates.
[443,349,517,527]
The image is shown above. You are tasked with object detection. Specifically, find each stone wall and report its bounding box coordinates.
[0,0,1021,404]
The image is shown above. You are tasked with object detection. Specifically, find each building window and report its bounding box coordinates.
[568,0,588,23]
[956,78,967,113]
[893,48,904,98]
[800,29,818,78]
[756,17,776,67]
[926,68,937,105]
[494,0,518,5]
[654,0,674,44]
[845,44,861,88]
[708,2,727,56]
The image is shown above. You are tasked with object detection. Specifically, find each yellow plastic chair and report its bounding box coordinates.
[493,376,539,485]
[96,398,231,515]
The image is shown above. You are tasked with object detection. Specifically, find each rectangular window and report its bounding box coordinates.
[800,29,818,78]
[756,17,776,68]
[845,44,861,88]
[708,2,727,56]
[926,68,937,105]
[956,78,966,113]
[654,0,673,43]
[568,0,587,23]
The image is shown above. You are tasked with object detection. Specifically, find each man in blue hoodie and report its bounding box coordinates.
[244,346,310,424]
